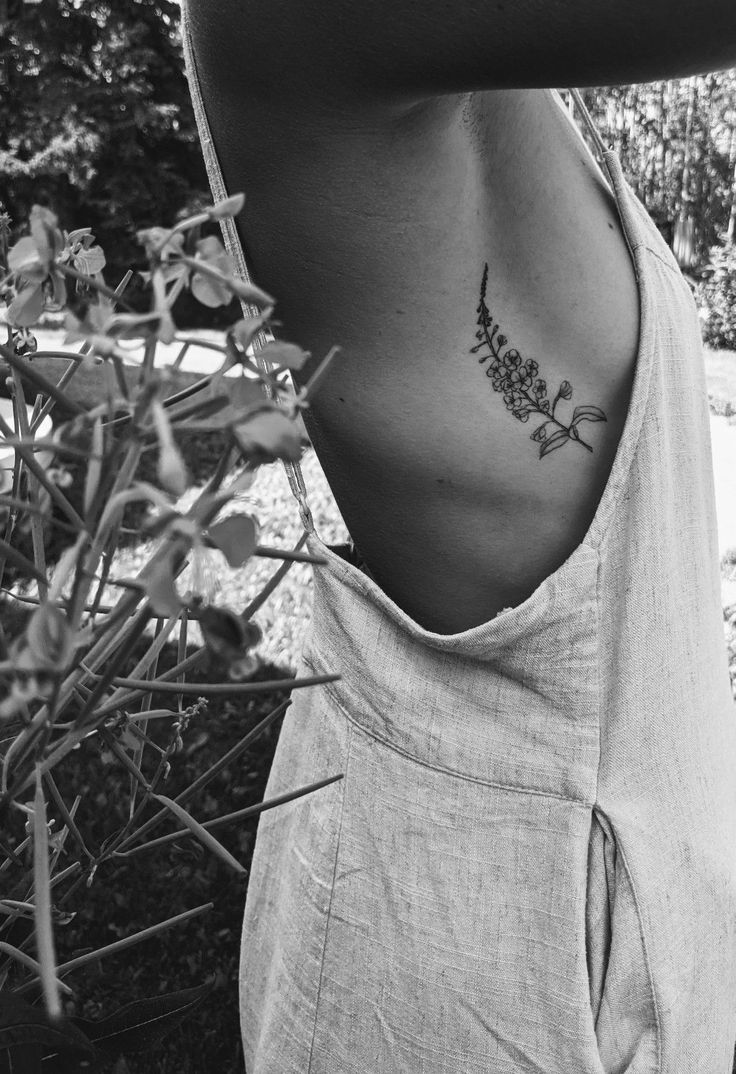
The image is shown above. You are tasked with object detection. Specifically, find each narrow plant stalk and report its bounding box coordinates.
[72,437,144,622]
[251,545,326,564]
[116,698,291,853]
[214,530,305,628]
[28,269,135,434]
[0,494,79,534]
[170,339,192,372]
[124,721,165,756]
[0,413,84,528]
[176,607,188,712]
[86,517,124,619]
[118,773,343,859]
[32,764,61,1020]
[13,903,214,991]
[55,260,137,311]
[299,344,341,402]
[83,416,103,519]
[124,708,179,722]
[87,670,341,697]
[43,775,91,864]
[11,372,48,599]
[0,837,23,868]
[104,611,180,709]
[0,534,48,585]
[0,942,73,995]
[99,728,151,791]
[73,604,153,727]
[129,617,165,819]
[0,341,86,417]
[152,793,246,874]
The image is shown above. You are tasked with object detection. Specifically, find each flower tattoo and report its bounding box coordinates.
[470,263,607,458]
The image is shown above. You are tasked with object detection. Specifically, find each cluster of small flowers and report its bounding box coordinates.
[483,342,551,424]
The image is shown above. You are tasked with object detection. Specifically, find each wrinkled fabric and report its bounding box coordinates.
[181,11,736,1071]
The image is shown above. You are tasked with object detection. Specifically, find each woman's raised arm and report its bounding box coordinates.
[189,0,736,103]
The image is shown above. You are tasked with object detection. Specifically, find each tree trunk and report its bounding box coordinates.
[727,123,736,243]
[674,76,698,269]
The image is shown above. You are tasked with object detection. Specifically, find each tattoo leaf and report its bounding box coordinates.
[530,421,552,443]
[571,405,607,425]
[538,429,570,458]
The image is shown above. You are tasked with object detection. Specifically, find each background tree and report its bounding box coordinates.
[0,0,237,325]
[576,74,736,267]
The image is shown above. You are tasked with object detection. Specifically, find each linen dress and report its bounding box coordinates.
[182,15,736,1070]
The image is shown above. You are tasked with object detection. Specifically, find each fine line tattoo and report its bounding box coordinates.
[470,263,607,458]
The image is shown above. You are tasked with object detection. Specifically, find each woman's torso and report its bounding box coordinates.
[187,36,640,631]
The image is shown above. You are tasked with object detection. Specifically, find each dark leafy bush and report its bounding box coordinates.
[696,241,736,351]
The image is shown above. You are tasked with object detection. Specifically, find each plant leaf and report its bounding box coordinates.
[229,314,270,353]
[26,603,74,669]
[7,236,46,282]
[207,193,245,220]
[66,983,212,1058]
[233,407,304,464]
[72,245,106,277]
[142,559,183,617]
[207,514,259,567]
[151,795,246,874]
[198,605,246,661]
[539,429,570,458]
[190,270,231,309]
[7,283,46,327]
[570,405,607,424]
[0,995,94,1071]
[157,440,189,497]
[256,341,310,371]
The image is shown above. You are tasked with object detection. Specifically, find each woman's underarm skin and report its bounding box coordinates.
[190,0,736,103]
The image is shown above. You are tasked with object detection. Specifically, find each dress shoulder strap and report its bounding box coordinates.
[180,2,315,534]
[567,88,611,161]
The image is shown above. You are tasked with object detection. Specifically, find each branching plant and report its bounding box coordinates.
[0,196,341,1068]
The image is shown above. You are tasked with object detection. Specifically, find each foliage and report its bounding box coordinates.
[0,193,342,1068]
[695,242,736,351]
[578,73,736,268]
[0,0,231,325]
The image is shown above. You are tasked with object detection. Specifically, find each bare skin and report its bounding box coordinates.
[185,7,734,632]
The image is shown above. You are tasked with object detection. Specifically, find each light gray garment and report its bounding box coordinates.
[182,12,736,1071]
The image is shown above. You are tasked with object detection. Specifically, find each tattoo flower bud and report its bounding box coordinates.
[559,380,573,400]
